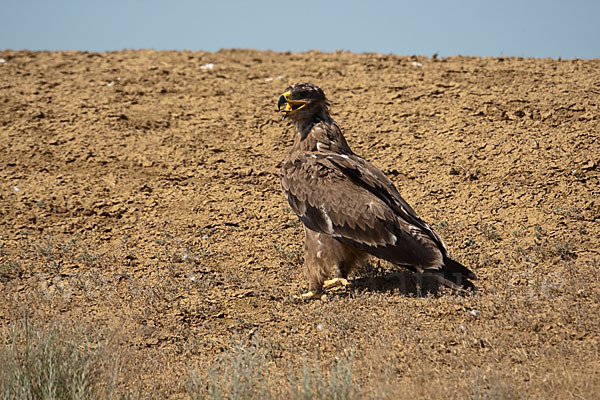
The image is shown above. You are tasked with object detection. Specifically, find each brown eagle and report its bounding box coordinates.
[277,83,476,299]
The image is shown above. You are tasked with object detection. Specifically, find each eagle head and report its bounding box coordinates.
[277,82,327,120]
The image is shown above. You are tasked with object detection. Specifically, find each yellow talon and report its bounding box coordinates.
[323,277,349,289]
[294,279,349,300]
[294,291,327,300]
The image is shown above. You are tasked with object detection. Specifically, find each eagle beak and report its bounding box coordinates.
[277,93,288,113]
[277,91,308,120]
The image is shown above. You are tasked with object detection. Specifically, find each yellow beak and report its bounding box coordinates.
[277,91,308,120]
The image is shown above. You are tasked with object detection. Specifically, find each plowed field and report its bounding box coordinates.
[1,50,599,399]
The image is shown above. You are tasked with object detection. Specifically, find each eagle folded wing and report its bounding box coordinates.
[326,152,450,253]
[281,152,445,270]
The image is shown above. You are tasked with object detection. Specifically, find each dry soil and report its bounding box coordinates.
[0,49,599,399]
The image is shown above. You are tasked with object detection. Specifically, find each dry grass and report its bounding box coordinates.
[0,317,123,400]
[1,50,599,399]
[187,334,358,400]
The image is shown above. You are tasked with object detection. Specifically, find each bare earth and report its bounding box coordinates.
[1,49,599,399]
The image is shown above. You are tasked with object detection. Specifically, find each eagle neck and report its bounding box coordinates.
[289,111,352,156]
[293,108,333,140]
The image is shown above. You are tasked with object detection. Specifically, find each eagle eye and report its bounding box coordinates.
[299,90,309,98]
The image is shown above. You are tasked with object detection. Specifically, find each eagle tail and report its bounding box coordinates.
[425,257,477,291]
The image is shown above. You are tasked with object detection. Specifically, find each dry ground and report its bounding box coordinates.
[1,49,599,399]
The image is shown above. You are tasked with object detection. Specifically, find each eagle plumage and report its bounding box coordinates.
[277,83,476,298]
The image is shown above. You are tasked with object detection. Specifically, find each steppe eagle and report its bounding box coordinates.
[277,83,476,299]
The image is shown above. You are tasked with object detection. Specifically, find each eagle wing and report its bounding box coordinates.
[281,152,447,271]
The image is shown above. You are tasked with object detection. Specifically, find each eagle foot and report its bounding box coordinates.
[294,291,327,301]
[323,277,350,290]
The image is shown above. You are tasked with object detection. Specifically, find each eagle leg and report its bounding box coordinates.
[323,277,350,289]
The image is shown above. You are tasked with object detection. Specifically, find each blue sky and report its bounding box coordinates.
[1,0,598,58]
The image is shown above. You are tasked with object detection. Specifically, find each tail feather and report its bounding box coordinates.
[443,256,477,280]
[425,257,477,291]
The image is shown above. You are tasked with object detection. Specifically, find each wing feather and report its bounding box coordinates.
[326,154,449,253]
[281,152,445,269]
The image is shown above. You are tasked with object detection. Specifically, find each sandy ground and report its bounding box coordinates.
[1,49,599,398]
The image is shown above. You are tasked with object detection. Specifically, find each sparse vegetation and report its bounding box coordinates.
[475,222,501,242]
[0,261,22,283]
[22,234,106,273]
[0,319,120,400]
[187,336,358,400]
[434,220,449,231]
[1,50,599,399]
[290,350,356,400]
[188,335,269,400]
[274,242,303,282]
[273,243,302,266]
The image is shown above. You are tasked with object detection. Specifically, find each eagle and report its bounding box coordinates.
[277,82,476,299]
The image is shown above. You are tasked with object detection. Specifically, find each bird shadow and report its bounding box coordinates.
[349,270,446,297]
